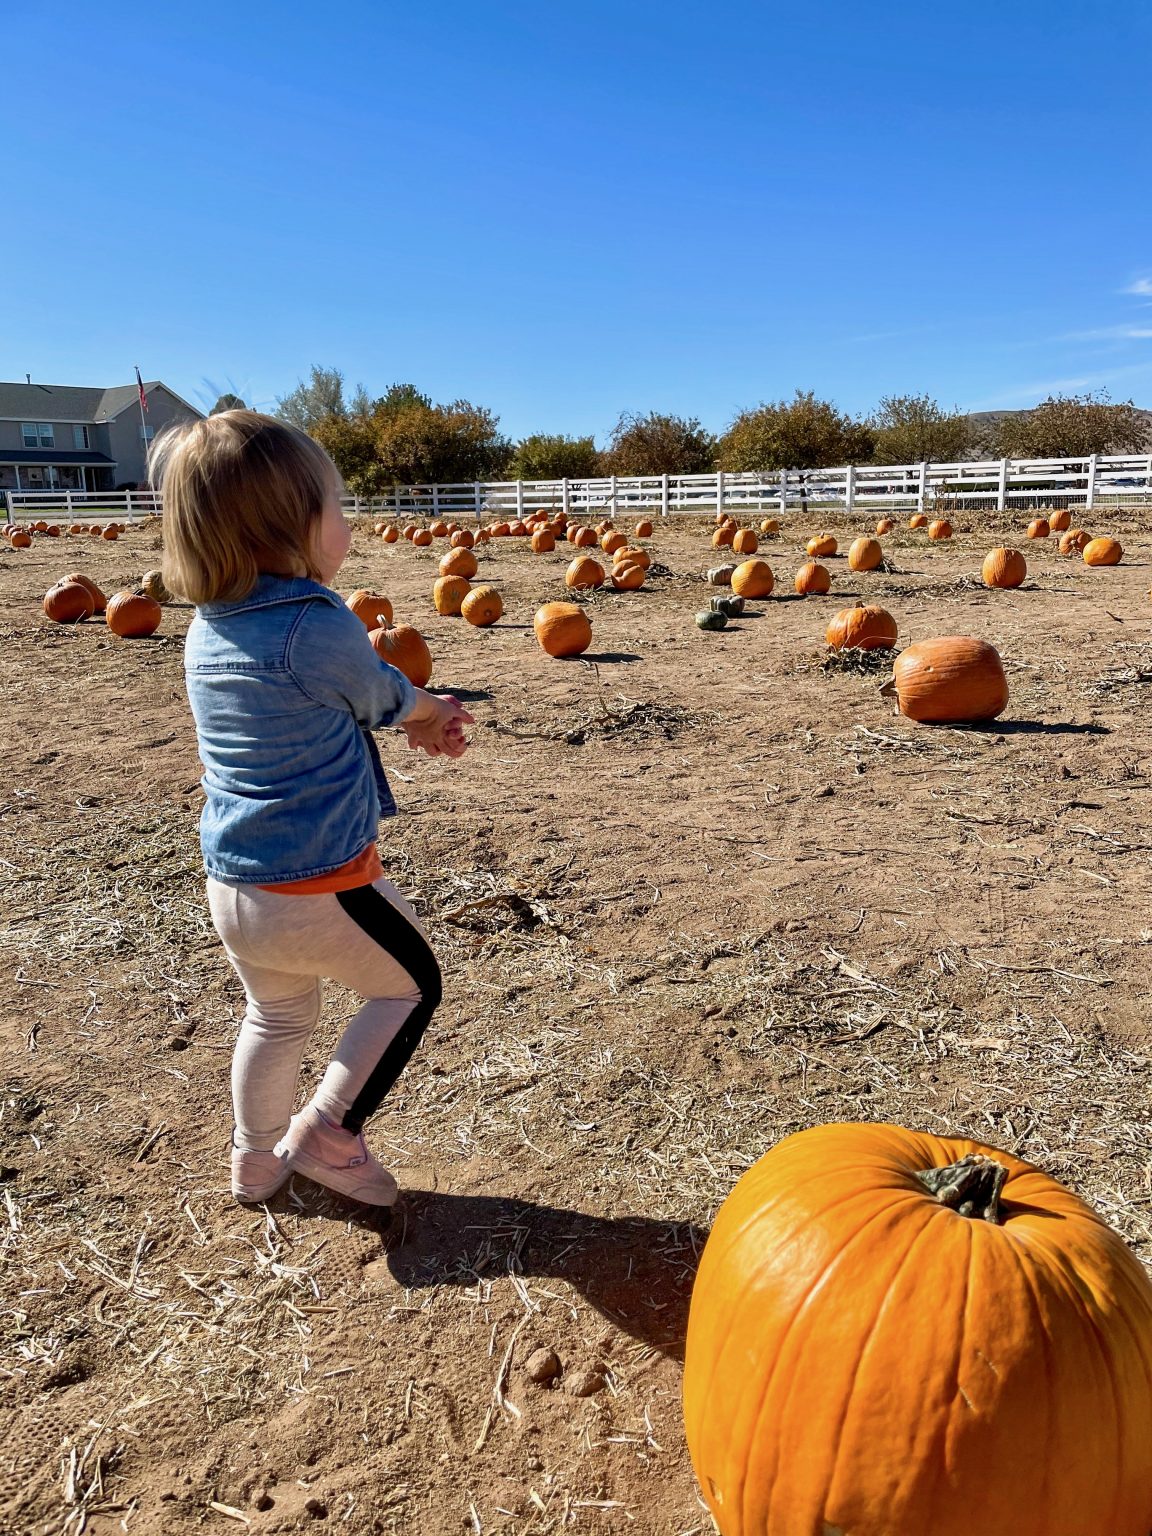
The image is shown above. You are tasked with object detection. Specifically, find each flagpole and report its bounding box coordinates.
[134,365,150,515]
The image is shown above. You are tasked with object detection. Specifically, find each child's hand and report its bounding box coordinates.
[402,691,475,759]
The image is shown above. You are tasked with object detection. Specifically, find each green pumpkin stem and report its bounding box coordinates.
[916,1154,1008,1225]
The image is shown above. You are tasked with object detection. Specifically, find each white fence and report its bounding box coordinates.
[5,453,1151,526]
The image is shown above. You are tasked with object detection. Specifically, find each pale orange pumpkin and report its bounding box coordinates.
[683,1121,1152,1536]
[759,518,781,534]
[1083,536,1123,566]
[847,536,883,572]
[572,526,598,548]
[460,584,503,626]
[876,517,895,535]
[794,560,831,596]
[346,590,394,629]
[1047,507,1071,531]
[439,548,478,580]
[565,556,606,590]
[826,603,898,651]
[928,518,953,540]
[106,591,162,637]
[712,526,735,549]
[891,635,1009,722]
[806,533,837,558]
[981,548,1027,589]
[635,519,653,537]
[730,559,775,599]
[732,529,758,555]
[433,575,471,615]
[1026,518,1050,539]
[369,623,433,687]
[908,513,928,529]
[43,580,95,623]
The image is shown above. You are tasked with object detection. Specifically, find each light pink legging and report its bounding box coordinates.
[206,876,438,1151]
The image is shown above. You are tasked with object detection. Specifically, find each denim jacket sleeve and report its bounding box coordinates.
[289,599,418,730]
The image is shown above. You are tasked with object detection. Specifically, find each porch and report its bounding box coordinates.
[0,449,117,493]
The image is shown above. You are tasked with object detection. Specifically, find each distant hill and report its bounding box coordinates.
[963,406,1152,455]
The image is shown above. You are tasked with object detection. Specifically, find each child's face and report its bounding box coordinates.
[310,484,352,584]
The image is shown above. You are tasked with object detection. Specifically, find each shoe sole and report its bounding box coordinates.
[232,1171,291,1203]
[286,1148,398,1207]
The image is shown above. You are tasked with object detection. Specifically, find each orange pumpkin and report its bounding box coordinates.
[101,525,120,542]
[892,635,1008,722]
[683,1121,1152,1536]
[635,519,653,537]
[875,517,895,535]
[438,548,478,580]
[610,561,646,591]
[369,623,433,687]
[794,560,831,596]
[572,526,598,548]
[64,573,107,612]
[826,603,898,651]
[33,520,48,533]
[1059,528,1090,556]
[460,583,503,627]
[1083,536,1122,566]
[1047,508,1071,532]
[69,523,84,535]
[732,529,758,556]
[847,536,883,572]
[89,526,104,537]
[613,546,650,570]
[433,575,471,615]
[730,559,775,600]
[45,524,61,537]
[908,513,929,529]
[346,590,394,629]
[806,534,837,558]
[533,602,592,657]
[43,580,95,623]
[531,529,556,553]
[565,556,606,590]
[381,524,399,543]
[450,528,475,549]
[928,518,953,540]
[508,520,527,536]
[981,548,1027,590]
[429,519,448,537]
[412,528,433,547]
[1026,518,1050,539]
[712,526,735,549]
[106,591,162,637]
[10,529,31,548]
[759,518,781,534]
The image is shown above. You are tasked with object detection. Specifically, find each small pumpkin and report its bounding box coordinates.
[610,561,646,591]
[730,559,775,599]
[572,526,598,548]
[1047,507,1071,532]
[759,518,781,534]
[848,536,883,572]
[908,512,929,529]
[534,601,592,657]
[101,525,120,541]
[69,523,84,535]
[613,546,651,570]
[369,623,433,687]
[433,575,471,615]
[45,524,61,537]
[928,518,953,540]
[1058,528,1090,556]
[346,590,395,629]
[412,528,433,547]
[1083,536,1122,567]
[33,520,48,533]
[875,517,895,535]
[981,548,1026,590]
[438,548,478,580]
[460,584,503,626]
[891,635,1008,722]
[382,524,399,543]
[707,564,737,586]
[450,528,475,549]
[63,573,107,612]
[794,560,831,596]
[806,533,838,558]
[531,529,556,553]
[1026,518,1050,539]
[635,519,653,537]
[695,608,728,630]
[10,529,31,548]
[731,529,758,555]
[43,580,95,623]
[712,526,735,549]
[106,590,162,637]
[565,556,606,590]
[140,570,172,603]
[429,519,449,538]
[826,602,898,651]
[89,525,104,536]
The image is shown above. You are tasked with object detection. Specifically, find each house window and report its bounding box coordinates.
[140,425,155,444]
[73,425,90,450]
[21,422,54,447]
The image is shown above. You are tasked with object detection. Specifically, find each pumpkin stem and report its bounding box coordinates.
[915,1154,1008,1224]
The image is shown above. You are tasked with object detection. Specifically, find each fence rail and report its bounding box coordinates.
[5,453,1152,526]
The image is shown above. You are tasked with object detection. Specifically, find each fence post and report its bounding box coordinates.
[660,473,669,518]
[393,485,400,518]
[715,469,725,521]
[515,480,525,522]
[844,464,855,516]
[609,474,618,519]
[432,484,440,521]
[561,478,570,517]
[917,462,928,514]
[473,482,482,521]
[779,468,788,515]
[997,458,1008,511]
[1085,454,1098,510]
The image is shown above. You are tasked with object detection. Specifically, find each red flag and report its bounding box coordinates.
[135,367,148,414]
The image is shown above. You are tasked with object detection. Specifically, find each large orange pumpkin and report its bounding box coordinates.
[346,590,394,629]
[806,533,837,558]
[1083,536,1122,566]
[432,575,471,615]
[460,584,503,626]
[106,591,162,637]
[565,556,605,590]
[534,602,592,657]
[613,546,651,570]
[794,560,830,596]
[438,547,478,580]
[981,548,1026,589]
[847,536,883,572]
[43,580,95,623]
[826,603,898,651]
[891,635,1008,722]
[732,529,758,556]
[683,1121,1152,1536]
[712,526,735,549]
[730,559,775,599]
[381,524,399,543]
[530,529,555,553]
[64,573,107,612]
[369,623,433,687]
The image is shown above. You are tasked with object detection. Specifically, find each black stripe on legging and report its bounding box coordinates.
[335,884,442,1133]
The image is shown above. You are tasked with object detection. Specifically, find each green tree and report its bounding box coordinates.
[717,390,875,470]
[209,392,247,414]
[372,398,511,484]
[507,433,600,480]
[375,382,433,417]
[600,412,715,475]
[311,414,386,494]
[275,365,347,430]
[989,391,1146,458]
[870,394,970,464]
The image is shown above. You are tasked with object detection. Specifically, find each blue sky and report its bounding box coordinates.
[6,1,1152,439]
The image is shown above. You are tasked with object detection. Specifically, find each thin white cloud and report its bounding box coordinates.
[965,359,1152,411]
[1061,325,1152,341]
[1122,277,1152,296]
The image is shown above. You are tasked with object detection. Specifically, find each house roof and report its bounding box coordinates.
[0,380,204,423]
[0,449,116,465]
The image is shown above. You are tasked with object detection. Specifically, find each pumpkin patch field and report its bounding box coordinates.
[3,508,1152,1535]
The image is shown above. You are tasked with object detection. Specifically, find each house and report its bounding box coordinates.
[0,379,203,493]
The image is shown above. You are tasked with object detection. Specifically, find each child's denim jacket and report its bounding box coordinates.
[185,575,416,884]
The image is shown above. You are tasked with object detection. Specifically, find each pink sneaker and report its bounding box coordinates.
[231,1135,291,1203]
[274,1106,398,1207]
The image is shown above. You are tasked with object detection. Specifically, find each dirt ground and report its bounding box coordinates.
[2,510,1151,1536]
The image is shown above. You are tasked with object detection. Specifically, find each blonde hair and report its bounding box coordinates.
[150,410,341,604]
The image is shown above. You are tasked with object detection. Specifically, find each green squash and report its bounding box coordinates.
[696,608,728,631]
